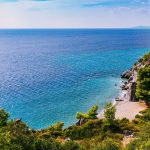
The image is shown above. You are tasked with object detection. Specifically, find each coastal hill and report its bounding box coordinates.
[0,52,150,150]
[132,26,150,29]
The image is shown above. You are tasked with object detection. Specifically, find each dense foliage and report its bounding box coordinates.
[139,51,150,62]
[136,65,150,102]
[126,109,150,150]
[0,102,149,149]
[0,105,126,150]
[104,102,116,123]
[136,51,150,102]
[76,105,98,125]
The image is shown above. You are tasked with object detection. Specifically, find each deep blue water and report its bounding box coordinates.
[0,29,150,129]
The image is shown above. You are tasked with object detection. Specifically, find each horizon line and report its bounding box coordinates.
[0,27,150,30]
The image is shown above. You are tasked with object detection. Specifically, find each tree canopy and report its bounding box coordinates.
[136,65,150,103]
[104,102,116,123]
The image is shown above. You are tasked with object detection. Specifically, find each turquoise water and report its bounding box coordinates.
[0,29,150,129]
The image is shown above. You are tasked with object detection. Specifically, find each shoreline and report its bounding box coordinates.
[98,68,148,120]
[114,89,147,120]
[97,84,148,121]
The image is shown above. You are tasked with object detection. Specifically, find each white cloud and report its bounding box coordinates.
[0,0,150,28]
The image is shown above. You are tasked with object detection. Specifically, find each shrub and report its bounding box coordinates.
[0,109,9,126]
[63,141,84,150]
[93,138,121,150]
[104,102,116,124]
[35,139,62,150]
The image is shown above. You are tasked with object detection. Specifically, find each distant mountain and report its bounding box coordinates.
[132,26,150,29]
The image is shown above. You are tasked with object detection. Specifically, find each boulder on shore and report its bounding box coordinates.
[121,70,132,79]
[121,84,129,90]
[128,76,133,82]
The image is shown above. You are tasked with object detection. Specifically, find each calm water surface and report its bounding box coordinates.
[0,29,150,129]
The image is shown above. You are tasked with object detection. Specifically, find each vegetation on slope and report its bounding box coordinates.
[136,65,150,103]
[126,109,150,150]
[1,103,130,150]
[136,51,150,103]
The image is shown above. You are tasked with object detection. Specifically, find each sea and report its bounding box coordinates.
[0,29,150,129]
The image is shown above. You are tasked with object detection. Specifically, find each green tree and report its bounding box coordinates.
[0,129,11,149]
[141,51,150,62]
[76,105,98,125]
[48,122,64,131]
[0,109,9,126]
[0,129,22,150]
[87,105,98,119]
[104,102,116,123]
[76,112,88,126]
[136,65,150,102]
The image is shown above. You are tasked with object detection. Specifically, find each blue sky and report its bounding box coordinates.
[0,0,150,28]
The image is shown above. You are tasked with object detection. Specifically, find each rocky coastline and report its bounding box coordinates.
[98,56,149,120]
[119,54,150,102]
[119,68,137,102]
[115,56,149,120]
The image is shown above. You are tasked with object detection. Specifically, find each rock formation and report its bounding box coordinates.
[121,70,132,79]
[128,82,137,101]
[120,60,142,102]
